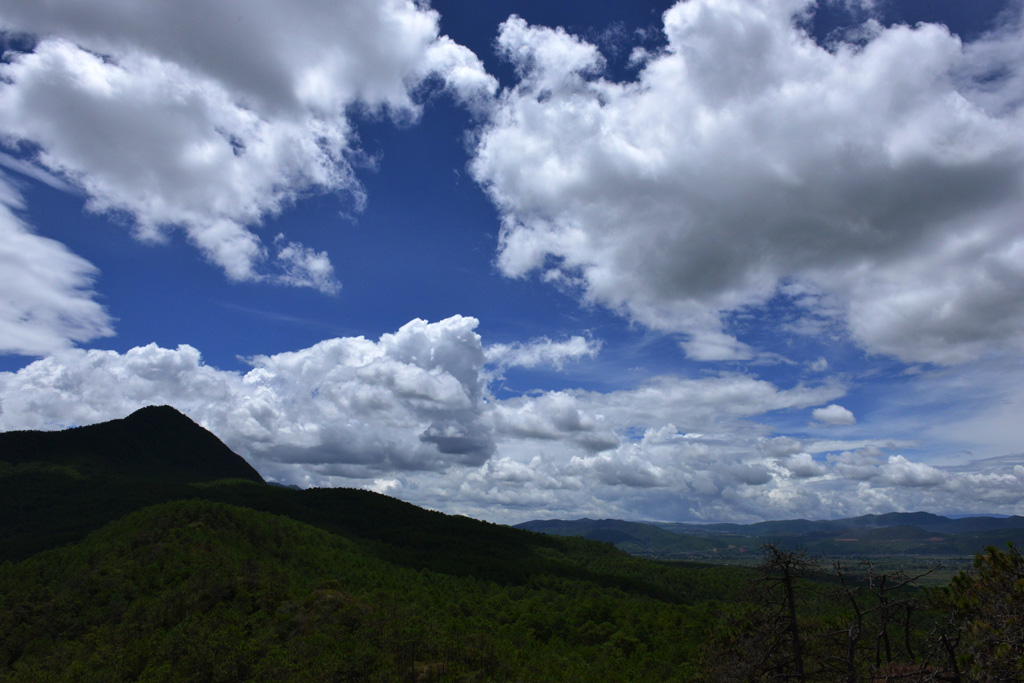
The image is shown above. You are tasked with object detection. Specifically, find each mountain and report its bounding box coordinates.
[0,406,749,587]
[0,405,263,484]
[820,511,1024,535]
[518,512,1024,561]
[2,407,1020,681]
[653,511,1024,537]
[0,405,260,561]
[0,407,758,681]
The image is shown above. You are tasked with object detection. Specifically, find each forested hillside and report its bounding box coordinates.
[0,500,744,681]
[2,408,1022,681]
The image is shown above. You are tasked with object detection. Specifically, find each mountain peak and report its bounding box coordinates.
[125,404,189,421]
[0,406,264,484]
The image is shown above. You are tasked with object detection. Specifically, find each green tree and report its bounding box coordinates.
[940,543,1024,682]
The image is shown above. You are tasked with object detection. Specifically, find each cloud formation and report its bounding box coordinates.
[0,173,113,355]
[812,403,856,426]
[0,317,494,475]
[1,1,1021,525]
[2,315,1020,523]
[0,0,495,290]
[485,334,601,371]
[470,0,1024,365]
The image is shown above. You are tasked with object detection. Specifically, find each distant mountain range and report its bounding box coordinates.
[516,511,1024,560]
[655,511,1024,536]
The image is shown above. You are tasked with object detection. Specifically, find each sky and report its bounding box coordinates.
[1,0,1023,524]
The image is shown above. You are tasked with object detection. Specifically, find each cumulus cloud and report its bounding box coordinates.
[273,236,339,294]
[812,403,857,425]
[680,328,755,362]
[0,173,113,355]
[470,0,1024,365]
[0,316,495,474]
[571,450,669,488]
[0,0,496,289]
[236,316,496,474]
[830,446,886,481]
[879,454,949,488]
[2,315,1022,522]
[492,392,620,453]
[3,2,1022,524]
[436,360,1024,521]
[784,452,829,478]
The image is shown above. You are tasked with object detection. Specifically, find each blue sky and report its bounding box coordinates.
[2,0,1023,523]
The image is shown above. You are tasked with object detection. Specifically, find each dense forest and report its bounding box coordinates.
[1,407,1022,681]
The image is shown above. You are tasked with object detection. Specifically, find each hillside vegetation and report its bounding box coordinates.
[0,500,743,681]
[2,407,1022,681]
[1,407,747,681]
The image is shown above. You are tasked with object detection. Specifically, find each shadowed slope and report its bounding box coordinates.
[0,405,263,484]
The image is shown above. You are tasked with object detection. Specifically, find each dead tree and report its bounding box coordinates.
[829,561,944,682]
[758,543,815,681]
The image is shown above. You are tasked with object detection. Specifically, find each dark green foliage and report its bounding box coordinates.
[934,543,1024,681]
[855,525,939,542]
[700,544,1024,682]
[0,408,751,681]
[0,415,750,604]
[0,405,263,484]
[0,500,732,681]
[4,408,1024,681]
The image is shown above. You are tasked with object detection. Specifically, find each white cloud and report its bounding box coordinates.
[2,2,1022,524]
[0,0,496,290]
[0,317,494,473]
[0,343,235,430]
[273,236,339,295]
[571,450,669,488]
[829,446,886,481]
[680,329,754,362]
[879,454,948,488]
[237,316,494,473]
[824,0,880,15]
[784,452,829,478]
[0,174,113,355]
[957,9,1024,117]
[492,392,620,453]
[497,15,606,93]
[577,373,846,430]
[812,403,856,425]
[470,0,1024,364]
[0,152,77,194]
[2,316,1022,523]
[485,334,601,370]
